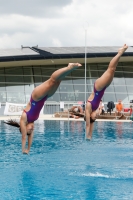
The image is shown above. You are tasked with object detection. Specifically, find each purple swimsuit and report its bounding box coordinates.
[24,95,47,123]
[88,84,106,111]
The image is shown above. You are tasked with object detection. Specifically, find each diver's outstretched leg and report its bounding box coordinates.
[95,44,128,90]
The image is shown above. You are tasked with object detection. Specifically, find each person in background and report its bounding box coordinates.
[69,105,84,119]
[107,101,115,115]
[115,100,123,117]
[98,100,105,115]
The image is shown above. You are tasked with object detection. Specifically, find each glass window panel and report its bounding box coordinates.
[33,67,41,75]
[42,76,49,82]
[5,76,24,83]
[23,67,32,75]
[87,85,93,92]
[41,65,57,69]
[103,93,116,102]
[114,86,127,93]
[73,85,85,92]
[25,94,31,103]
[123,66,133,72]
[0,92,6,102]
[41,68,57,76]
[0,76,5,82]
[123,62,133,66]
[126,86,133,93]
[0,83,5,91]
[98,71,105,77]
[5,67,23,75]
[115,66,123,71]
[113,77,125,85]
[24,76,34,83]
[114,72,124,78]
[125,78,133,85]
[90,71,99,77]
[34,83,42,87]
[128,95,133,102]
[59,84,74,92]
[47,92,60,102]
[7,92,25,103]
[73,78,85,84]
[97,64,108,71]
[87,78,97,84]
[60,93,75,101]
[87,78,91,84]
[86,70,91,77]
[71,69,85,77]
[89,64,98,70]
[115,93,128,102]
[24,84,34,92]
[75,93,86,101]
[123,72,133,78]
[34,76,42,84]
[0,68,4,74]
[60,78,72,84]
[106,85,115,92]
[6,84,24,91]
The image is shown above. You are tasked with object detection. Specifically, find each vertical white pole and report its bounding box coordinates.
[85,28,87,139]
[85,28,87,103]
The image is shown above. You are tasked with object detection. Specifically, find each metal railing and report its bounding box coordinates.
[0,102,132,117]
[44,102,133,115]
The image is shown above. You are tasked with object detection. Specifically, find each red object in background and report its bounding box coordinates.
[124,108,130,112]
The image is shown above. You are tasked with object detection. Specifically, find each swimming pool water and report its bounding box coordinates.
[0,120,133,200]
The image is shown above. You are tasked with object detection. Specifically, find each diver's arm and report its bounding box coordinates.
[27,132,33,153]
[20,116,27,153]
[23,132,33,154]
[85,104,91,139]
[89,123,94,138]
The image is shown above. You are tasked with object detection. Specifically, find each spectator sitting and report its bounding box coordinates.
[69,105,84,119]
[98,100,105,115]
[115,100,123,116]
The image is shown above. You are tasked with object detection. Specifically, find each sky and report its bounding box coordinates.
[0,0,133,49]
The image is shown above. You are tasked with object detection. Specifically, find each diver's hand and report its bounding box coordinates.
[23,149,29,154]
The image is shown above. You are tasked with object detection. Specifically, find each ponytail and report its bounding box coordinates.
[4,119,20,128]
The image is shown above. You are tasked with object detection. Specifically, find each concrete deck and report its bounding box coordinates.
[0,115,131,122]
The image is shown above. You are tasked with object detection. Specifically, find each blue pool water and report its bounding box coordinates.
[0,120,133,200]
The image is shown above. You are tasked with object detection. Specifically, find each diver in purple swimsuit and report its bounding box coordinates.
[5,63,82,154]
[85,44,128,139]
[23,95,48,123]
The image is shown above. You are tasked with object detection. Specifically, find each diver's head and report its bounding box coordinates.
[84,111,97,123]
[19,123,34,135]
[26,123,34,135]
[91,111,97,119]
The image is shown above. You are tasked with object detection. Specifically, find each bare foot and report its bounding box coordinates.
[118,44,128,56]
[68,63,82,70]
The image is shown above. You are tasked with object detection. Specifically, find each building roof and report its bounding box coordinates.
[0,46,133,62]
[0,46,133,67]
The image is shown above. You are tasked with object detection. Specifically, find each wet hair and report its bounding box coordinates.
[84,116,96,123]
[4,119,31,135]
[4,119,20,128]
[90,117,96,123]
